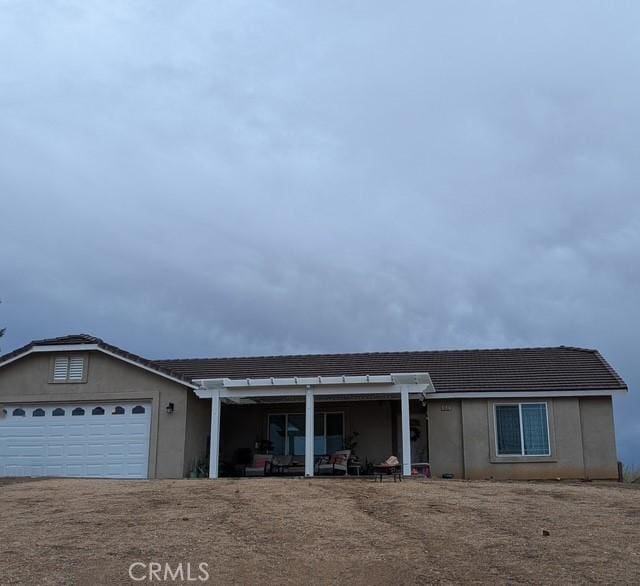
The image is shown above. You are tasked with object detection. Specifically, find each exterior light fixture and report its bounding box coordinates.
[166,402,175,415]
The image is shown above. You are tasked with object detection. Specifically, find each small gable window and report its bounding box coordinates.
[92,407,105,415]
[112,406,125,415]
[72,407,85,416]
[132,405,146,414]
[51,355,87,383]
[12,408,26,417]
[52,408,65,416]
[32,408,46,417]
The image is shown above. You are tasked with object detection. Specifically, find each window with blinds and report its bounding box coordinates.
[495,402,550,456]
[51,355,87,383]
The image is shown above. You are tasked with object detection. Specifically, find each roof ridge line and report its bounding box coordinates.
[153,345,595,363]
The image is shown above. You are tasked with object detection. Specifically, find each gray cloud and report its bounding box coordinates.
[1,1,638,461]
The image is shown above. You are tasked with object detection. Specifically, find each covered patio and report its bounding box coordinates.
[194,373,434,478]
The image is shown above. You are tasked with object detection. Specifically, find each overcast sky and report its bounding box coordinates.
[0,2,638,462]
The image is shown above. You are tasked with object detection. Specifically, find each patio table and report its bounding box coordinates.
[372,464,402,482]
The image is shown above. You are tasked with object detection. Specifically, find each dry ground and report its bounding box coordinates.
[1,478,639,585]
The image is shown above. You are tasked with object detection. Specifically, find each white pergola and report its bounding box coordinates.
[194,372,435,478]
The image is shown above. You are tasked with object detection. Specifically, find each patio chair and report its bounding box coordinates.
[244,453,273,477]
[271,454,293,475]
[316,450,351,476]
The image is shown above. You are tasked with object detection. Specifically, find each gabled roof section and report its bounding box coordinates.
[0,334,196,389]
[154,346,628,394]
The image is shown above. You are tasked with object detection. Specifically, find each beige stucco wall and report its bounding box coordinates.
[427,400,465,478]
[0,351,206,479]
[428,396,618,480]
[183,391,212,476]
[580,397,619,479]
[349,400,393,465]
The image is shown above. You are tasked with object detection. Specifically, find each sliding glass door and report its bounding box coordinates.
[268,412,344,456]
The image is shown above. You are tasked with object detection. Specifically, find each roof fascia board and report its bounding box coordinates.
[428,389,626,399]
[32,344,100,353]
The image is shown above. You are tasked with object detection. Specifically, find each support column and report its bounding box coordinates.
[305,386,314,477]
[209,389,221,479]
[400,386,412,476]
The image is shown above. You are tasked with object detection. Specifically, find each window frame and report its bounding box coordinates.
[493,401,551,458]
[267,411,345,457]
[48,354,89,384]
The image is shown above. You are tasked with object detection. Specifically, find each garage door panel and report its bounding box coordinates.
[66,444,87,457]
[47,445,65,457]
[0,403,151,479]
[107,444,127,456]
[87,443,106,456]
[88,424,107,435]
[67,426,87,437]
[48,425,66,437]
[127,443,147,456]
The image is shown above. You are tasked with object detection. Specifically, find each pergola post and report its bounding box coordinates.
[400,386,412,476]
[304,386,314,477]
[209,388,221,479]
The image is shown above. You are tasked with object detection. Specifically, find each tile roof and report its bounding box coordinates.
[154,346,627,393]
[0,334,628,394]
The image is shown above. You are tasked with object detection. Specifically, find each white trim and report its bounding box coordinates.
[33,344,100,353]
[197,386,431,399]
[209,389,221,479]
[193,373,434,389]
[193,374,434,400]
[0,344,197,390]
[400,386,412,476]
[305,387,314,477]
[426,389,624,399]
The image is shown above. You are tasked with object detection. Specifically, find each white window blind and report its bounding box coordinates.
[52,355,85,382]
[68,356,85,381]
[53,357,70,382]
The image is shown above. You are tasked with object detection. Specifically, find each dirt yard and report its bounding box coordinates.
[1,478,639,585]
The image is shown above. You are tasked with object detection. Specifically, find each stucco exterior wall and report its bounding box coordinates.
[580,397,618,479]
[183,392,211,476]
[429,396,618,480]
[349,400,393,465]
[427,400,465,478]
[0,351,194,479]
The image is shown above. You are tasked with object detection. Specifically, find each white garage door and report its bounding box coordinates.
[0,402,151,479]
